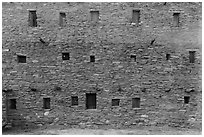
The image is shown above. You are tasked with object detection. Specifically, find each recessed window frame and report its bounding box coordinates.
[62,52,70,60]
[166,53,170,60]
[90,10,99,23]
[184,96,190,104]
[43,97,51,109]
[189,51,196,63]
[90,55,95,62]
[86,93,96,109]
[130,55,136,62]
[28,9,37,27]
[112,99,120,106]
[132,9,140,25]
[59,12,66,27]
[71,96,78,106]
[132,97,140,108]
[8,98,17,110]
[173,12,180,27]
[17,55,26,63]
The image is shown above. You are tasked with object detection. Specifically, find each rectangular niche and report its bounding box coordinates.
[59,12,66,27]
[17,55,26,63]
[173,13,180,27]
[28,9,37,27]
[130,55,136,62]
[184,96,190,104]
[62,52,70,60]
[132,10,140,25]
[71,96,78,106]
[90,11,99,23]
[112,99,120,106]
[9,99,16,109]
[189,51,196,63]
[43,98,50,109]
[132,97,140,108]
[90,55,95,62]
[86,93,96,109]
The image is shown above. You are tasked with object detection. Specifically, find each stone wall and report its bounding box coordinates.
[2,2,202,129]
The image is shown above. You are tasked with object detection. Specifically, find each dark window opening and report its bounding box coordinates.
[130,55,136,62]
[173,13,180,27]
[59,12,66,27]
[132,98,140,108]
[62,53,70,60]
[184,96,190,104]
[132,10,140,24]
[28,10,37,27]
[90,11,99,22]
[86,93,96,109]
[189,51,195,63]
[112,99,120,106]
[166,54,170,60]
[9,99,16,109]
[17,55,26,63]
[43,98,50,109]
[71,96,78,106]
[90,55,95,62]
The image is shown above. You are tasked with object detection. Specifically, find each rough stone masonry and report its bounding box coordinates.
[2,2,202,129]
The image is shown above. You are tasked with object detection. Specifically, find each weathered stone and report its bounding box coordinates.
[141,115,148,118]
[188,118,196,123]
[79,122,86,128]
[37,124,43,127]
[105,120,110,124]
[44,112,49,116]
[53,117,59,123]
[2,2,201,129]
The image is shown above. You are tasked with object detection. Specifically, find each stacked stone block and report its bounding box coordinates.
[2,2,202,129]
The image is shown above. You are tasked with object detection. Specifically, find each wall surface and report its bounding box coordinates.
[2,2,202,129]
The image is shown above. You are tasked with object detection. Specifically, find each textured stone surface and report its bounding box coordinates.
[2,2,202,129]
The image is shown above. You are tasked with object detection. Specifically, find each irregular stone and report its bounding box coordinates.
[141,115,148,118]
[44,112,49,116]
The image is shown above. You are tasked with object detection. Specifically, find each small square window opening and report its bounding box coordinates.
[184,96,190,104]
[130,55,136,62]
[90,11,99,22]
[132,98,140,108]
[62,53,70,60]
[17,55,26,63]
[9,99,16,109]
[112,99,120,106]
[90,55,95,62]
[166,54,170,60]
[71,96,78,106]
